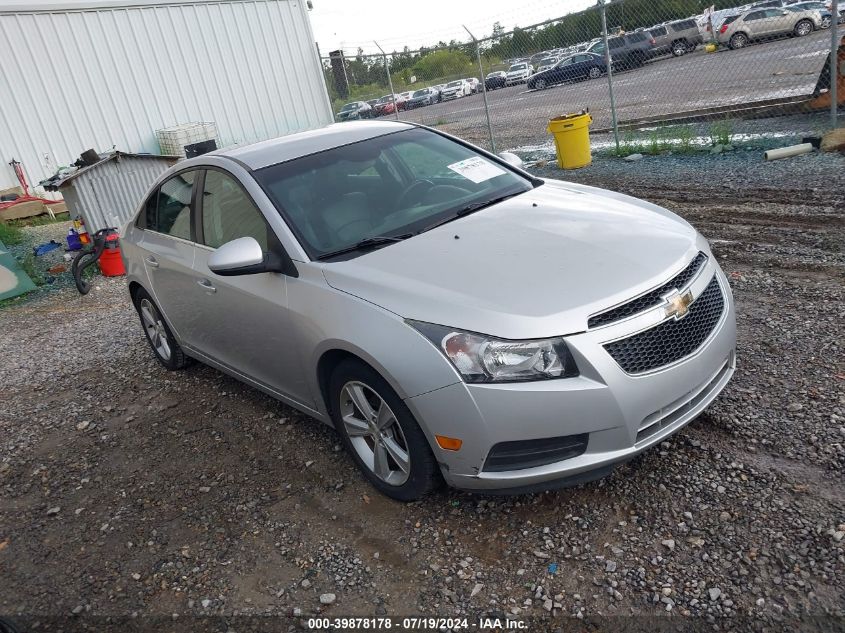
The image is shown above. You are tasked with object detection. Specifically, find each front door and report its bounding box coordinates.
[139,170,202,343]
[188,169,310,406]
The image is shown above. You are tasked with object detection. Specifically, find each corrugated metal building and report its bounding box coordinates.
[43,151,177,231]
[0,0,333,190]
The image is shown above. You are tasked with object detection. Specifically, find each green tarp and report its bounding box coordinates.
[0,239,36,301]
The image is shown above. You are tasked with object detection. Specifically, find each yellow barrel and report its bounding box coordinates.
[546,112,592,170]
[704,42,718,53]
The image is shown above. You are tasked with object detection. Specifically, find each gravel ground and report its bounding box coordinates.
[1,150,844,632]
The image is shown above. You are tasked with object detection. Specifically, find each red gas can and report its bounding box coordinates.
[98,230,126,277]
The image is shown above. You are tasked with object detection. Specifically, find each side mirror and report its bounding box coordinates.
[208,236,281,276]
[498,152,524,169]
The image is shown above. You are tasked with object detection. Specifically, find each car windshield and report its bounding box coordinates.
[254,128,534,260]
[340,103,358,111]
[446,80,463,88]
[412,89,427,97]
[510,64,527,71]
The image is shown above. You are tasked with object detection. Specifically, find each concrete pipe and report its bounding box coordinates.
[764,143,814,161]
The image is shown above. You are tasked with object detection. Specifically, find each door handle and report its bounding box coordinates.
[197,279,217,293]
[145,256,159,268]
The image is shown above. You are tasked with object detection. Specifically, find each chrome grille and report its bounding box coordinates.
[604,276,724,374]
[588,252,707,329]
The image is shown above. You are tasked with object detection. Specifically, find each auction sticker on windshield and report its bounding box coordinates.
[447,157,506,183]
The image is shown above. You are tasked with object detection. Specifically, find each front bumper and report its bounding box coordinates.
[406,261,736,492]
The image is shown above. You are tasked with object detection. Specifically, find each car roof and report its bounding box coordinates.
[214,121,413,170]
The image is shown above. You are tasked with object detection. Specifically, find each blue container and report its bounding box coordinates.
[67,228,82,251]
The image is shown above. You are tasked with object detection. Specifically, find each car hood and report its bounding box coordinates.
[322,180,702,339]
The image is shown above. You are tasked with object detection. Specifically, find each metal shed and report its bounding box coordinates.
[0,0,333,190]
[43,152,177,231]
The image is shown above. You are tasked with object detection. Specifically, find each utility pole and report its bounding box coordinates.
[598,0,620,152]
[374,41,399,121]
[831,0,839,128]
[464,25,497,152]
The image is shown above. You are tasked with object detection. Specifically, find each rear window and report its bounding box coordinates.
[723,14,741,24]
[650,26,668,36]
[671,19,698,31]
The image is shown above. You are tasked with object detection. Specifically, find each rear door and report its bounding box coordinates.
[190,168,309,404]
[138,170,202,342]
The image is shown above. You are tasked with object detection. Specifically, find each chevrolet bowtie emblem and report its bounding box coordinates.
[664,289,694,320]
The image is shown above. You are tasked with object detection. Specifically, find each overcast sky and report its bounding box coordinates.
[309,0,595,55]
[1,0,595,55]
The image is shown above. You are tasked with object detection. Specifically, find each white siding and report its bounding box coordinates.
[0,0,332,190]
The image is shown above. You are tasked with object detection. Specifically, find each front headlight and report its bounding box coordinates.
[408,321,578,383]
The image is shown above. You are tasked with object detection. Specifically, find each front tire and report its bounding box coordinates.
[588,66,602,79]
[794,19,813,36]
[132,287,192,370]
[329,359,441,501]
[820,15,831,29]
[672,41,688,57]
[533,78,547,90]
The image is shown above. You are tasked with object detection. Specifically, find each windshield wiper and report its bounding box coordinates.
[418,191,525,234]
[316,233,413,261]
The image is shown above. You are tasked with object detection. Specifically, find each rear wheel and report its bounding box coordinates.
[534,78,547,90]
[671,40,688,57]
[329,359,441,501]
[588,66,601,79]
[729,32,748,49]
[132,287,192,370]
[794,19,813,36]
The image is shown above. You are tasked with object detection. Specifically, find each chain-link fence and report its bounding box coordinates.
[321,0,842,158]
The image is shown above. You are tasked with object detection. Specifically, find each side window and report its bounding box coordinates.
[200,170,268,251]
[745,11,763,21]
[609,38,625,49]
[145,171,195,239]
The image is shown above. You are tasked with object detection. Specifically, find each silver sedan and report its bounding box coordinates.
[121,121,736,501]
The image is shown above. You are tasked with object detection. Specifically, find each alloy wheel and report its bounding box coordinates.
[795,20,812,36]
[588,66,601,78]
[730,33,747,49]
[672,43,687,56]
[139,298,171,361]
[820,16,831,28]
[535,78,546,89]
[340,381,411,486]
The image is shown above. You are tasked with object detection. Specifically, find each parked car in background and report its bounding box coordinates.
[649,18,704,57]
[586,31,655,69]
[535,56,559,73]
[440,79,471,100]
[407,87,440,108]
[336,101,373,122]
[373,94,406,116]
[465,77,480,93]
[785,3,832,27]
[366,99,379,111]
[124,120,736,501]
[527,52,607,89]
[484,71,507,90]
[505,62,533,85]
[399,91,412,102]
[717,6,820,48]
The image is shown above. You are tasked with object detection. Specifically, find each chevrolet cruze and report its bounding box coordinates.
[122,121,736,501]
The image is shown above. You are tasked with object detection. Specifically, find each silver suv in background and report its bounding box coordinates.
[121,122,736,501]
[649,19,704,57]
[717,6,822,48]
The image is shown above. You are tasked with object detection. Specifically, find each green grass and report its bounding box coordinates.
[0,221,24,245]
[8,213,67,228]
[20,252,45,286]
[708,120,735,146]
